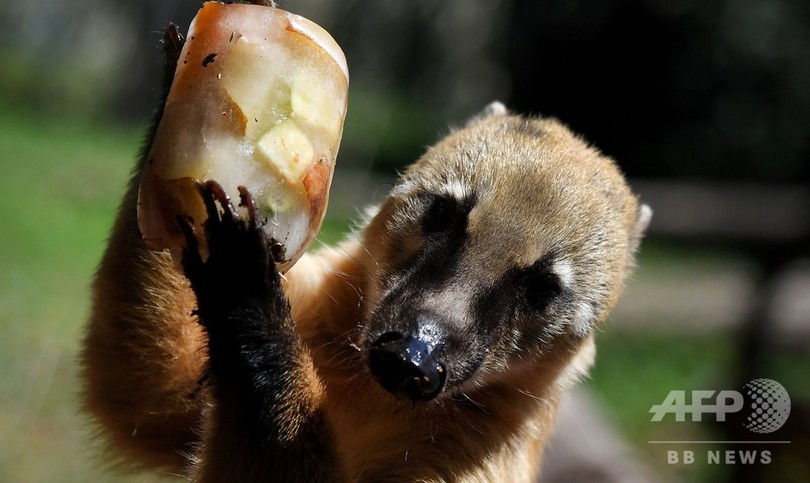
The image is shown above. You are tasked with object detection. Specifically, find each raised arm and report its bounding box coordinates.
[176,182,337,481]
[80,24,209,472]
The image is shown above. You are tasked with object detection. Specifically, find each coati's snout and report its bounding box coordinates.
[363,299,484,402]
[368,324,447,402]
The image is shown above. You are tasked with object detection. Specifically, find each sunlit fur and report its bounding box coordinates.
[82,104,648,481]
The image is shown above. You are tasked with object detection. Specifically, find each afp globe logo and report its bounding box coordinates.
[742,378,791,434]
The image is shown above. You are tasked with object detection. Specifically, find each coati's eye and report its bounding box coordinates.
[423,196,460,233]
[522,268,561,312]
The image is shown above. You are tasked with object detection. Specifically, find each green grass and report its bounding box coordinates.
[0,111,140,481]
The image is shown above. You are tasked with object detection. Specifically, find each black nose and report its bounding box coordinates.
[368,331,447,402]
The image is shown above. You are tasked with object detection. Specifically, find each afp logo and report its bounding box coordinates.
[649,378,791,433]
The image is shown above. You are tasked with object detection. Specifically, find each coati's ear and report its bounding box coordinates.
[466,101,508,126]
[629,203,652,253]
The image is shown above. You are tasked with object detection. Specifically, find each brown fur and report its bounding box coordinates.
[82,106,647,481]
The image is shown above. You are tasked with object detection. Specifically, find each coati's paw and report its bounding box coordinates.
[177,180,275,318]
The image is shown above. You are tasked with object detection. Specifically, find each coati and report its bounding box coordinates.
[81,16,651,483]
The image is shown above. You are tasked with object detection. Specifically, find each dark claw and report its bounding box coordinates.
[205,180,239,224]
[237,186,258,229]
[163,23,186,65]
[195,180,220,224]
[193,179,240,226]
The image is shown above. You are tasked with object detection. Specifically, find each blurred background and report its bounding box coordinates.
[0,0,808,481]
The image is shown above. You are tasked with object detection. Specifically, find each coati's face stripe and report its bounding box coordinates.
[358,112,642,402]
[550,259,598,336]
[362,186,494,398]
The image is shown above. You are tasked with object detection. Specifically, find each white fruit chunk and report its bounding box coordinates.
[219,36,291,139]
[137,2,349,271]
[290,72,342,141]
[256,121,315,185]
